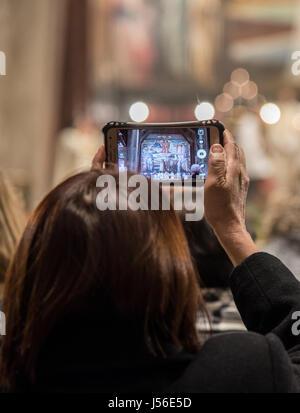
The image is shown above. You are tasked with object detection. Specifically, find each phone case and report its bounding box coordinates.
[102,120,225,166]
[102,119,225,141]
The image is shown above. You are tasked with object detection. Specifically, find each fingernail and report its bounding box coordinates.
[211,144,223,153]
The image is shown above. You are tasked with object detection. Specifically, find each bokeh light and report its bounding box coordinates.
[241,81,258,100]
[129,101,149,122]
[231,68,250,87]
[223,81,241,99]
[194,102,215,120]
[215,93,234,112]
[259,103,281,125]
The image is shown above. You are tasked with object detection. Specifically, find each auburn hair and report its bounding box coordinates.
[0,171,26,285]
[0,169,207,390]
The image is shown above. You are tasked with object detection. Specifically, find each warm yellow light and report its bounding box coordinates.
[231,68,250,87]
[241,81,258,100]
[223,81,241,99]
[215,93,234,112]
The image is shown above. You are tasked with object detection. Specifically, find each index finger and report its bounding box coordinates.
[223,129,240,162]
[223,128,235,146]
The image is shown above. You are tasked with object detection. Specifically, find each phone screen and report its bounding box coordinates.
[116,127,211,180]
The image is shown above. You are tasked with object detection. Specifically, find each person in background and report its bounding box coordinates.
[235,106,273,188]
[0,172,26,299]
[234,105,274,235]
[2,131,300,392]
[262,176,300,281]
[266,88,300,190]
[52,116,101,186]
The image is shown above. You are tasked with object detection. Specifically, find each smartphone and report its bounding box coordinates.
[103,120,224,181]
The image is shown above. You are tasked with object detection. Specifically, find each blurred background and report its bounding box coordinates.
[1,0,300,262]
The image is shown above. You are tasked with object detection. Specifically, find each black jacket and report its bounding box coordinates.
[21,253,300,392]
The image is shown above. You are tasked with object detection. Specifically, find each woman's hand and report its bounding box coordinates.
[91,145,106,170]
[204,129,258,266]
[204,129,249,233]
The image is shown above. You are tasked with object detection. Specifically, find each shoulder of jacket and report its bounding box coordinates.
[179,332,276,392]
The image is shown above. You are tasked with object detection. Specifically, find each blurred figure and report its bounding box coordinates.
[0,172,26,297]
[234,106,274,234]
[235,106,273,186]
[266,88,300,190]
[262,178,300,281]
[53,116,101,186]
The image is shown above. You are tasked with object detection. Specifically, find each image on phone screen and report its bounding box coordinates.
[116,127,211,180]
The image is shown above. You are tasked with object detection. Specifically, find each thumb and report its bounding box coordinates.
[207,144,226,184]
[91,145,106,170]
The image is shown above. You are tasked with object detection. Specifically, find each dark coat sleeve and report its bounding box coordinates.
[230,252,300,349]
[230,252,300,392]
